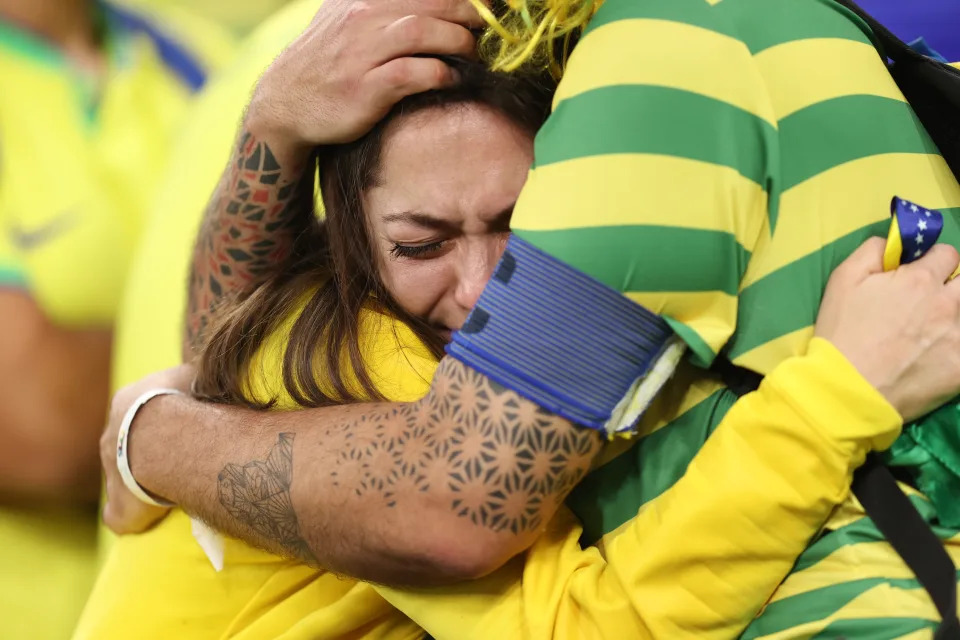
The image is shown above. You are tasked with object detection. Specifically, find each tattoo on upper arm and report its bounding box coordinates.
[335,359,599,535]
[217,432,318,564]
[186,132,311,350]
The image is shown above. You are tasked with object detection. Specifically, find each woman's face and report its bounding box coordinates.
[364,104,534,341]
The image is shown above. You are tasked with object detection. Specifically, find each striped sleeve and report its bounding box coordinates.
[510,0,776,366]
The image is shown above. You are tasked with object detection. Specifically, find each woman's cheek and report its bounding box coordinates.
[383,260,448,318]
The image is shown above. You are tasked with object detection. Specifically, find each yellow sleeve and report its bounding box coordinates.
[376,338,902,639]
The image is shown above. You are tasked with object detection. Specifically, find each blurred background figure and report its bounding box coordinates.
[125,0,296,36]
[72,8,325,635]
[0,0,231,637]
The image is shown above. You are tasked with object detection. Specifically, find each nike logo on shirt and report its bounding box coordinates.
[8,212,77,252]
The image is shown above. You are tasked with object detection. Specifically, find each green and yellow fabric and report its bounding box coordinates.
[507,0,960,636]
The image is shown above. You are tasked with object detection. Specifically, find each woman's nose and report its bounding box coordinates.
[453,242,502,311]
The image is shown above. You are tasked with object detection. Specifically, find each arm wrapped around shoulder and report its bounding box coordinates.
[447,234,686,437]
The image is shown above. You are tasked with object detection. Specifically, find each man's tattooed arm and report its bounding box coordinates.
[321,358,598,536]
[183,130,314,357]
[128,358,602,585]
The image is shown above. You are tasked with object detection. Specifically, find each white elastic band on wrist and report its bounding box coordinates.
[116,388,183,508]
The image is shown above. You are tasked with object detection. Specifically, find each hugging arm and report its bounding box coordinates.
[118,241,929,611]
[124,357,601,584]
[118,236,957,593]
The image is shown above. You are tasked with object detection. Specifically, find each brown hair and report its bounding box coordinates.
[194,60,554,409]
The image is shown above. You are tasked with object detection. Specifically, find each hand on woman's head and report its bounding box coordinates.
[815,237,960,420]
[248,0,485,147]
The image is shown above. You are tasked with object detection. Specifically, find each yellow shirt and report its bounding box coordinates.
[0,4,231,639]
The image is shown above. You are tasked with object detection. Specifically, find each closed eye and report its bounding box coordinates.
[390,240,446,259]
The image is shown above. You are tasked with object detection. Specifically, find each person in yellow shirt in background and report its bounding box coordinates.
[0,0,231,637]
[72,4,328,636]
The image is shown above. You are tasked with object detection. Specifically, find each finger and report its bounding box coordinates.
[375,15,476,64]
[364,56,460,110]
[903,243,960,285]
[390,0,486,29]
[830,236,888,286]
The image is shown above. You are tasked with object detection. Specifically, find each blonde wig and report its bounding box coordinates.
[471,0,604,76]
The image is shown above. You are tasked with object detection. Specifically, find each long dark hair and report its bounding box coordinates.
[194,61,554,408]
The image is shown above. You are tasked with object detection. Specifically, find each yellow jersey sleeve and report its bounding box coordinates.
[377,339,902,639]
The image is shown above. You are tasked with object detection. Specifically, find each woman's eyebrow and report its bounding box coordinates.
[381,211,460,234]
[382,205,513,231]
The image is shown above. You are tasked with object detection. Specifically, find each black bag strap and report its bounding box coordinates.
[711,358,959,636]
[853,454,960,639]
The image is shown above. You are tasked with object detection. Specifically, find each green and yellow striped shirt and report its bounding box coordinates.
[511,0,960,636]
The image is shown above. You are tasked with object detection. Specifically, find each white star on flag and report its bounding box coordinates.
[915,249,923,258]
[916,232,924,245]
[911,203,919,212]
[925,210,932,217]
[919,219,928,231]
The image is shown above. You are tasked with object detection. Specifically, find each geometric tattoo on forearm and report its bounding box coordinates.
[337,359,600,535]
[217,360,599,562]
